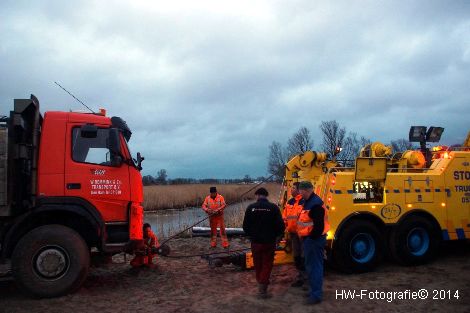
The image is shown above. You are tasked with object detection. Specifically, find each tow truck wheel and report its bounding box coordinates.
[332,220,384,273]
[12,224,90,298]
[389,216,440,265]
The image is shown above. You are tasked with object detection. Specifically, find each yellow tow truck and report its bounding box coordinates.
[289,126,470,272]
[213,127,469,272]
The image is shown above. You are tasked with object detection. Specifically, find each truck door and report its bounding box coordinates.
[444,154,470,239]
[64,124,130,222]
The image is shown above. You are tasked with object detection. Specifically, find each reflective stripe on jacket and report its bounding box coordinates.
[296,205,330,237]
[144,230,159,248]
[202,194,226,213]
[282,194,304,233]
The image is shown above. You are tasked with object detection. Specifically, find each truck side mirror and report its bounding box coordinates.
[81,124,98,138]
[136,152,144,171]
[108,128,122,166]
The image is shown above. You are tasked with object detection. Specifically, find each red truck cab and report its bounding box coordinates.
[38,111,144,246]
[0,95,144,297]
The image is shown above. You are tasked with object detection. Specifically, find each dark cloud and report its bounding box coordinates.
[1,0,469,178]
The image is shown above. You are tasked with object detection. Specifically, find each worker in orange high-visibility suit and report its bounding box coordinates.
[130,223,160,268]
[202,186,229,248]
[282,182,305,287]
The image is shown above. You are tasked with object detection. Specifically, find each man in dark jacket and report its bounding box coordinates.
[243,187,285,299]
[298,181,329,305]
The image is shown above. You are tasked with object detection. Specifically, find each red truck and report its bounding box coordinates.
[0,95,144,297]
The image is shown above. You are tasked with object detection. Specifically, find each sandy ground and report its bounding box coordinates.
[1,237,469,313]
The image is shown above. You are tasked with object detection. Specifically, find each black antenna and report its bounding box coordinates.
[54,81,95,113]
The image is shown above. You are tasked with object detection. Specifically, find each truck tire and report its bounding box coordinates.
[332,220,384,273]
[389,216,440,265]
[11,224,90,298]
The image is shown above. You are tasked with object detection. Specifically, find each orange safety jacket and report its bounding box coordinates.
[202,194,226,215]
[144,230,159,249]
[282,195,304,233]
[296,205,330,237]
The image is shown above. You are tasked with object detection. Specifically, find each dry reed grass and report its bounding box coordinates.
[143,183,281,211]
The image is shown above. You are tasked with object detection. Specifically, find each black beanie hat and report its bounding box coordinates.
[210,186,217,193]
[254,187,269,196]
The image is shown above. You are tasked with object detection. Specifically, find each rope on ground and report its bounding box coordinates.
[162,247,252,259]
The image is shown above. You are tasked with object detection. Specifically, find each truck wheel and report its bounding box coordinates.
[389,216,439,265]
[11,224,90,298]
[332,220,384,273]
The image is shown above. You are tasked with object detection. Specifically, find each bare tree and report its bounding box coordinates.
[340,132,371,166]
[142,175,155,186]
[268,141,287,182]
[287,126,314,157]
[320,120,346,158]
[156,169,168,185]
[360,136,372,147]
[390,138,415,153]
[243,174,252,184]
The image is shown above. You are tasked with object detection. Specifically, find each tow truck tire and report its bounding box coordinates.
[12,224,90,298]
[389,216,440,265]
[332,220,384,273]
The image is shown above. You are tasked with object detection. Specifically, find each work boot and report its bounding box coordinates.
[257,284,272,299]
[291,279,304,288]
[130,256,144,268]
[104,255,114,264]
[303,298,322,305]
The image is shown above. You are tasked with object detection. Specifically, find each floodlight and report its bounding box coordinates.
[426,126,444,142]
[409,126,427,142]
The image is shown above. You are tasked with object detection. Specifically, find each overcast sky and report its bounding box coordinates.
[1,0,469,178]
